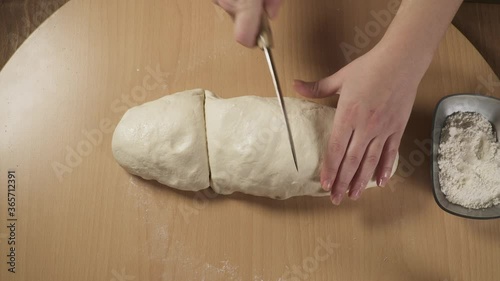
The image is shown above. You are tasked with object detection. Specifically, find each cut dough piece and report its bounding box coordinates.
[112,89,210,191]
[112,89,399,199]
[205,91,398,199]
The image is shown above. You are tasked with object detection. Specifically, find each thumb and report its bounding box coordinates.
[293,72,343,99]
[265,0,282,19]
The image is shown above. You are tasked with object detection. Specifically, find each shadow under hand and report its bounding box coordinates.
[396,104,436,192]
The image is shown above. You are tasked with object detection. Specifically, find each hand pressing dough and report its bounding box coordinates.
[112,89,399,199]
[112,89,210,191]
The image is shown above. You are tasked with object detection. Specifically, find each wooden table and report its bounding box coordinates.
[0,0,499,280]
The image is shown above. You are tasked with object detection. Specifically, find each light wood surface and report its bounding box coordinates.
[0,0,499,280]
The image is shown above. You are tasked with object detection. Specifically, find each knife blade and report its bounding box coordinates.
[258,17,299,171]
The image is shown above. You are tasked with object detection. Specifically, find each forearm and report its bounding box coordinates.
[378,0,463,78]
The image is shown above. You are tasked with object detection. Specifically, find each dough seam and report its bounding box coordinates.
[201,90,213,185]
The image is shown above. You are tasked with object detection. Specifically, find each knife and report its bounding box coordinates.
[257,16,299,171]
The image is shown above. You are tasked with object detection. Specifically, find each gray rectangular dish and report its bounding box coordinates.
[431,94,500,219]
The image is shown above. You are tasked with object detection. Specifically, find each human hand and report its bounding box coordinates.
[294,45,422,205]
[213,0,282,47]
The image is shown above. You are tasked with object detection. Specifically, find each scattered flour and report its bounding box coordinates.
[438,112,500,209]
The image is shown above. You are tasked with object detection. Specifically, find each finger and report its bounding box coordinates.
[330,130,370,206]
[214,0,237,16]
[234,0,264,47]
[264,0,282,19]
[376,133,402,187]
[348,137,385,200]
[293,71,343,99]
[320,112,353,193]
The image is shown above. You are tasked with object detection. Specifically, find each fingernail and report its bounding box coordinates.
[378,170,390,187]
[322,179,333,191]
[351,189,362,200]
[377,177,386,187]
[331,193,343,206]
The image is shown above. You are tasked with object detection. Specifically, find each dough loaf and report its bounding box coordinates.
[112,89,399,199]
[112,89,210,191]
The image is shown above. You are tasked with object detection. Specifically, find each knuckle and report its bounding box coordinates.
[365,112,386,132]
[366,118,382,132]
[345,154,360,165]
[338,108,354,123]
[365,154,379,167]
[328,139,344,154]
[326,167,338,177]
[311,82,321,97]
[385,148,399,159]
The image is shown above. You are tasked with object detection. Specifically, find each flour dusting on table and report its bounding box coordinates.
[438,112,500,209]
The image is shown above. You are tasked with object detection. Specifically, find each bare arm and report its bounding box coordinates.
[379,0,464,81]
[294,0,464,204]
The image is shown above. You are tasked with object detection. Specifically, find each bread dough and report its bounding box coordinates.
[205,91,331,198]
[112,89,399,199]
[112,89,210,191]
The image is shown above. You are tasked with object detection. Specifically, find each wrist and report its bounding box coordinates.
[380,28,436,58]
[374,34,435,83]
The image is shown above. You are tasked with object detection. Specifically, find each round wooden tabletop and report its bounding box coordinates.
[0,0,499,280]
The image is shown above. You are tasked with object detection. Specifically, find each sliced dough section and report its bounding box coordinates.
[205,91,398,199]
[112,89,210,191]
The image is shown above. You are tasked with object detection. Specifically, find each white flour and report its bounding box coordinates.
[438,112,500,209]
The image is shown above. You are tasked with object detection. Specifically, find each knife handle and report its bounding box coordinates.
[257,16,273,49]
